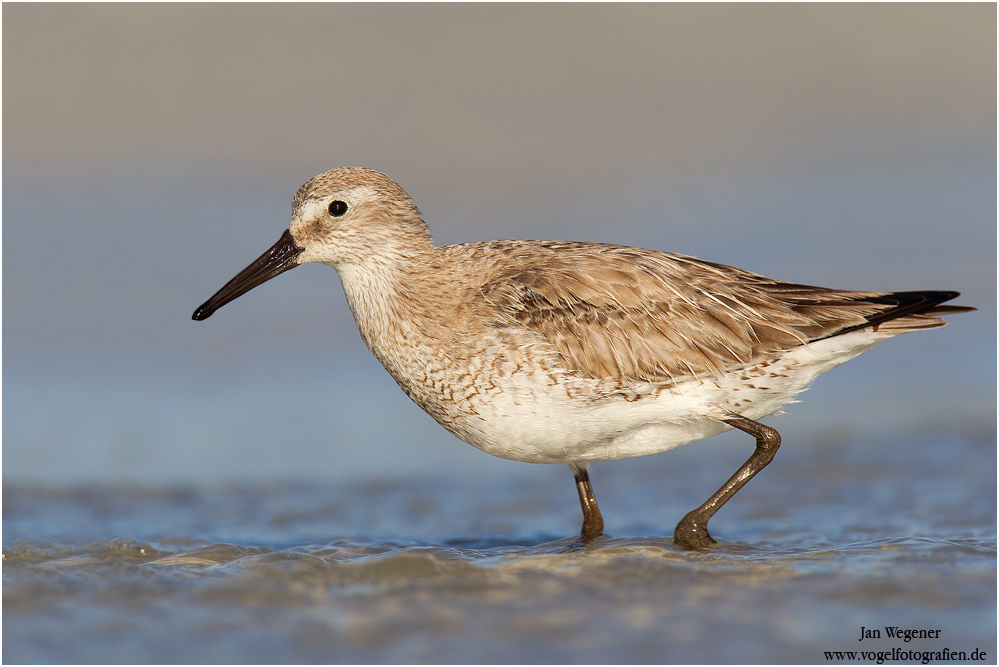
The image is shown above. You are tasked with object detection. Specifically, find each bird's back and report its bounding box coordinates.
[432,239,971,390]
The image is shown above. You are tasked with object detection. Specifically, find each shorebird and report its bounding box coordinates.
[193,167,973,549]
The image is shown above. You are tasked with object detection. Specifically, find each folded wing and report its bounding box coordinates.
[481,242,972,386]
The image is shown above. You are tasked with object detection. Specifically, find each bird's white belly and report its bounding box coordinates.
[450,329,890,464]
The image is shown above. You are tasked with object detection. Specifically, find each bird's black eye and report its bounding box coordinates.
[328,200,348,217]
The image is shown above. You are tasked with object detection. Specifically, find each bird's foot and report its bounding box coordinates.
[674,512,717,550]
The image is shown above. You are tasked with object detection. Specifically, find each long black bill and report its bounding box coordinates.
[192,229,304,320]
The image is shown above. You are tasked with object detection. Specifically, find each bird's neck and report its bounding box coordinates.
[334,246,445,371]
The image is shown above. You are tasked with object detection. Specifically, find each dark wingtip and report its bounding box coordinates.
[860,290,972,324]
[809,289,973,342]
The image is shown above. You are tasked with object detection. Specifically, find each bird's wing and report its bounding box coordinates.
[479,242,967,386]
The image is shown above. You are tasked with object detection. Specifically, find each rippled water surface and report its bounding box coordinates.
[5,429,995,664]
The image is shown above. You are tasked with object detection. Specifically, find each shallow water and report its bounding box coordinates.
[5,428,995,664]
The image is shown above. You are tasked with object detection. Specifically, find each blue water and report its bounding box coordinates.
[4,425,995,663]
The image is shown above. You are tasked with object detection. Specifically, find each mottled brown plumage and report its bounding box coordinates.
[475,241,967,387]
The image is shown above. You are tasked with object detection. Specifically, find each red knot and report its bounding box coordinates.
[193,167,974,549]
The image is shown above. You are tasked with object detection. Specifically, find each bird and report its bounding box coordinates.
[193,167,973,549]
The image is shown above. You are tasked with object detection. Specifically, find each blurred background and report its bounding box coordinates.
[4,3,995,487]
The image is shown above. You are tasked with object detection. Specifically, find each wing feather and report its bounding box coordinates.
[476,242,970,385]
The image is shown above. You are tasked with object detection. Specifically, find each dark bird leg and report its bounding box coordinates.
[674,414,781,549]
[570,463,604,539]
